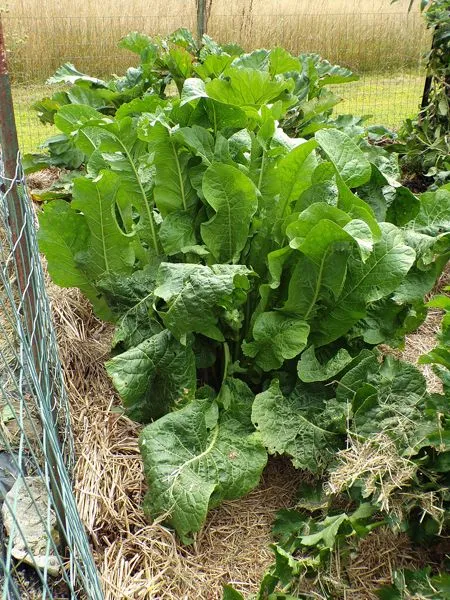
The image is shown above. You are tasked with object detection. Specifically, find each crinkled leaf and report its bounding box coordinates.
[359,164,420,226]
[315,128,371,188]
[352,297,426,346]
[106,329,196,422]
[97,264,162,351]
[312,223,415,346]
[284,209,362,319]
[154,263,252,341]
[243,312,310,371]
[139,393,267,540]
[298,345,353,382]
[174,125,215,165]
[206,67,295,110]
[159,211,197,255]
[409,184,450,236]
[54,104,104,136]
[338,355,427,445]
[252,380,344,471]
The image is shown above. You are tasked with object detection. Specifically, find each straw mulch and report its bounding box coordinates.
[26,168,65,194]
[45,273,447,599]
[47,282,303,599]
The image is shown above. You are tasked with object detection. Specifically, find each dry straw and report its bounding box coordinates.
[3,0,429,83]
[45,279,304,598]
[41,274,446,599]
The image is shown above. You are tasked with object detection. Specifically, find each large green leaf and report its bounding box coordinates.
[269,47,301,75]
[118,31,155,58]
[242,312,310,371]
[106,329,196,422]
[97,264,162,351]
[252,380,344,471]
[24,134,84,173]
[47,62,107,86]
[53,104,104,135]
[154,263,252,341]
[335,174,381,240]
[173,124,215,165]
[139,384,267,541]
[138,120,198,216]
[284,207,368,320]
[76,118,159,254]
[205,67,295,109]
[201,163,258,263]
[409,184,450,236]
[315,128,371,188]
[194,54,234,80]
[337,354,427,445]
[158,211,197,256]
[297,346,353,382]
[275,140,318,219]
[312,223,416,346]
[38,200,112,320]
[71,172,136,279]
[359,164,420,226]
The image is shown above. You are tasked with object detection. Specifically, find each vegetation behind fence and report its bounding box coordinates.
[1,1,431,154]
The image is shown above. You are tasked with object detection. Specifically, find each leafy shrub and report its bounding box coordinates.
[36,31,450,543]
[390,0,450,187]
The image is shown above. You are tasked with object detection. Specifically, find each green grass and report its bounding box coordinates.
[12,84,57,154]
[12,73,425,153]
[334,72,424,129]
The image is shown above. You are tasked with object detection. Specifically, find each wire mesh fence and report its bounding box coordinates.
[0,23,104,599]
[1,4,431,152]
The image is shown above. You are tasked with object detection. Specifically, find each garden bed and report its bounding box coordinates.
[45,274,447,599]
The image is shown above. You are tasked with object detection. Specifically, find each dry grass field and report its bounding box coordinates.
[3,0,429,80]
[2,0,429,151]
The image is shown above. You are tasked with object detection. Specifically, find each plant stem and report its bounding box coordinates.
[258,150,266,191]
[222,342,230,386]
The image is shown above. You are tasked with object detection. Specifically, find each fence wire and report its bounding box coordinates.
[0,114,104,600]
[2,8,430,152]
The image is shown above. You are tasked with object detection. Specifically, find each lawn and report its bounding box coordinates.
[12,84,58,155]
[334,72,425,128]
[12,72,425,154]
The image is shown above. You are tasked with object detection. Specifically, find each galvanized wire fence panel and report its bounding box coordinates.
[0,24,104,599]
[2,7,430,151]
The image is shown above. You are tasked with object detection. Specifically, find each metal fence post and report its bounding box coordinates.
[0,16,68,557]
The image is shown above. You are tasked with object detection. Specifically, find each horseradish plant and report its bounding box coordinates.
[37,32,450,542]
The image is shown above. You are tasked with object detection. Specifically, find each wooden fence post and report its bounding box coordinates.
[197,0,207,42]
